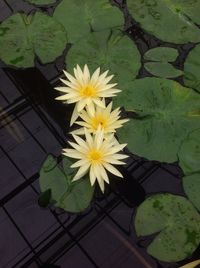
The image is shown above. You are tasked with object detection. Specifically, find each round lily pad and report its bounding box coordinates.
[0,12,67,68]
[24,0,56,5]
[53,0,124,43]
[144,47,179,62]
[116,78,200,163]
[135,193,200,262]
[183,174,200,212]
[39,155,94,213]
[127,0,200,44]
[184,44,200,93]
[178,129,200,175]
[144,62,183,78]
[67,29,141,90]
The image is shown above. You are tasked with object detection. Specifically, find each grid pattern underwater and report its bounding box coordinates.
[0,0,200,268]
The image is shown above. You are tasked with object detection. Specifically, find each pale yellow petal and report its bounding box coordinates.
[72,163,90,181]
[103,162,123,178]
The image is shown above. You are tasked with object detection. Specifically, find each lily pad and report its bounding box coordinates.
[144,62,183,78]
[135,193,200,262]
[67,29,141,90]
[0,12,67,68]
[127,0,200,44]
[53,0,124,43]
[24,0,56,5]
[144,47,179,62]
[183,174,200,212]
[39,155,94,213]
[116,78,200,163]
[184,44,200,93]
[178,129,200,175]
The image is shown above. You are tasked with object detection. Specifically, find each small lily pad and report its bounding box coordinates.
[53,0,124,43]
[67,29,141,91]
[39,155,94,213]
[144,62,183,78]
[183,174,200,212]
[24,0,56,5]
[116,78,200,162]
[0,12,67,68]
[144,47,179,62]
[184,44,200,93]
[135,193,200,262]
[127,0,200,44]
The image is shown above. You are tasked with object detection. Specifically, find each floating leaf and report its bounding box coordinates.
[53,0,123,43]
[184,44,200,93]
[144,47,179,62]
[183,174,200,212]
[116,78,200,162]
[57,177,94,213]
[0,12,67,68]
[127,0,200,44]
[178,129,200,175]
[39,155,94,213]
[135,193,200,262]
[144,62,182,78]
[179,259,200,268]
[67,29,141,90]
[24,0,56,5]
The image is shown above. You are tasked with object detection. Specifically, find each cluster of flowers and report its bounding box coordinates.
[55,64,129,192]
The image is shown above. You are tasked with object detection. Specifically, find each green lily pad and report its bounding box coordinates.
[127,0,200,44]
[38,189,52,207]
[53,0,124,43]
[116,78,200,163]
[144,62,183,78]
[183,174,200,212]
[24,0,56,5]
[39,155,94,213]
[184,44,200,93]
[135,193,200,262]
[144,47,179,62]
[67,29,141,90]
[0,12,67,68]
[178,129,200,175]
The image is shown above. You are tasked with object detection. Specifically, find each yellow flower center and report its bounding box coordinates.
[88,149,103,163]
[80,84,96,97]
[91,115,108,130]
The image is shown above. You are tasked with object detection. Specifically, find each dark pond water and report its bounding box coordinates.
[0,0,200,267]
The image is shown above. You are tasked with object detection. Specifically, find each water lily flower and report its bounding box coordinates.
[62,128,128,192]
[55,64,121,126]
[72,100,129,135]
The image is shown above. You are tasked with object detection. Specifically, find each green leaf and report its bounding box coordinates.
[184,44,200,93]
[53,0,124,43]
[67,29,141,91]
[183,174,200,212]
[127,0,200,44]
[144,47,179,62]
[144,62,183,78]
[57,176,94,213]
[0,13,34,68]
[0,12,67,68]
[116,78,200,163]
[24,0,56,5]
[39,155,68,205]
[39,155,94,213]
[178,129,200,175]
[38,189,52,207]
[135,193,200,262]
